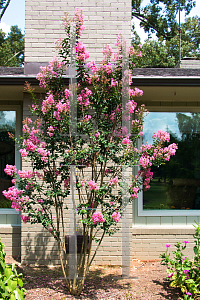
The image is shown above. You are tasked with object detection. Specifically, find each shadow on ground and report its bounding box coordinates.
[20,265,133,299]
[153,279,181,299]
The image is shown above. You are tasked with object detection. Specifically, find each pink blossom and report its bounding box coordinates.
[41,94,55,114]
[84,115,91,122]
[76,41,89,62]
[24,139,37,152]
[87,60,99,73]
[129,88,143,97]
[38,198,43,204]
[11,179,16,185]
[4,164,17,176]
[94,131,100,139]
[18,170,35,179]
[92,211,105,224]
[153,130,170,143]
[111,212,121,222]
[167,273,173,278]
[102,44,113,58]
[139,156,152,168]
[47,125,54,137]
[138,168,153,190]
[77,88,92,107]
[122,137,132,145]
[23,124,30,133]
[130,186,139,199]
[110,78,118,87]
[64,89,72,99]
[166,244,171,248]
[103,63,113,74]
[109,176,119,186]
[52,216,56,220]
[19,148,28,158]
[21,215,30,223]
[126,100,137,113]
[81,179,86,187]
[87,180,99,191]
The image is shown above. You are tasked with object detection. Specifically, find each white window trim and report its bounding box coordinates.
[138,106,200,217]
[0,105,22,215]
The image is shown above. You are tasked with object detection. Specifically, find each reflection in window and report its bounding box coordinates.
[0,111,16,208]
[143,112,200,210]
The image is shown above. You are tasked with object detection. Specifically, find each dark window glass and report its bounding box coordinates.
[0,111,16,208]
[143,112,200,210]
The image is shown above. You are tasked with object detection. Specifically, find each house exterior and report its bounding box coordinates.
[0,0,200,265]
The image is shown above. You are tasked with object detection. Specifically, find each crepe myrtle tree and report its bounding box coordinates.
[2,9,178,296]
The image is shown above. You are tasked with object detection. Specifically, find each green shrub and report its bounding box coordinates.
[160,221,200,299]
[0,239,26,299]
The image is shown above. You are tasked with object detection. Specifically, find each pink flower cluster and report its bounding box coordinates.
[4,164,17,176]
[122,137,132,146]
[42,94,55,114]
[37,148,50,163]
[37,57,63,88]
[73,7,85,36]
[153,143,178,162]
[126,100,137,113]
[103,63,113,74]
[21,215,30,223]
[153,130,170,143]
[94,131,100,139]
[130,87,143,98]
[18,170,35,179]
[84,115,91,122]
[87,180,99,191]
[76,41,89,62]
[87,60,99,73]
[138,168,153,190]
[92,211,105,224]
[19,149,28,158]
[47,125,55,137]
[111,212,121,222]
[2,187,28,211]
[130,186,139,199]
[77,88,92,106]
[109,176,119,186]
[102,44,113,60]
[139,155,152,168]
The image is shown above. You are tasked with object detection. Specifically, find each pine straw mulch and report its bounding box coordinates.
[5,256,182,300]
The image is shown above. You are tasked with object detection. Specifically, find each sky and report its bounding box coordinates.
[0,0,199,38]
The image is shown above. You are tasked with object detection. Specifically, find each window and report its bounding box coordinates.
[0,106,21,217]
[0,111,16,208]
[138,111,200,216]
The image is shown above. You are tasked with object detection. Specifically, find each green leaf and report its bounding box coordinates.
[4,266,13,279]
[10,294,17,300]
[7,278,17,292]
[194,245,198,256]
[17,278,23,288]
[14,288,25,300]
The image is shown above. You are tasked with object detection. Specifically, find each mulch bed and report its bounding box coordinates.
[5,256,182,299]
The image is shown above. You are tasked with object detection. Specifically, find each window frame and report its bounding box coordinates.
[138,106,200,217]
[0,105,22,215]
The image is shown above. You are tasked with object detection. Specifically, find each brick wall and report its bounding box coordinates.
[0,226,21,257]
[25,0,132,73]
[132,227,195,261]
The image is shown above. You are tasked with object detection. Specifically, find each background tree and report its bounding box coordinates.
[0,25,24,66]
[132,0,196,40]
[0,0,11,21]
[132,15,200,67]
